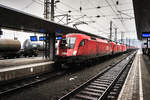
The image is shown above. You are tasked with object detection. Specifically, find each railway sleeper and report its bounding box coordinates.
[73,94,98,100]
[79,90,101,97]
[88,85,107,90]
[90,82,109,87]
[93,81,110,85]
[84,87,104,93]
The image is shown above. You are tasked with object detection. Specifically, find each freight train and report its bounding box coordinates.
[55,33,135,67]
[0,39,41,59]
[0,39,21,58]
[22,39,44,57]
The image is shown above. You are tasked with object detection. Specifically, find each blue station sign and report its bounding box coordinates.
[39,36,46,41]
[30,36,37,41]
[142,32,150,38]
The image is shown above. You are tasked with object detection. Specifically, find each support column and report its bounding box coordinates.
[49,32,56,61]
[45,32,49,59]
[147,38,148,49]
[115,28,117,42]
[147,38,149,55]
[109,21,112,40]
[51,0,55,21]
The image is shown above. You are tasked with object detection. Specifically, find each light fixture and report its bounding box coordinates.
[97,6,101,9]
[116,1,119,5]
[96,15,100,18]
[68,10,72,13]
[55,0,60,3]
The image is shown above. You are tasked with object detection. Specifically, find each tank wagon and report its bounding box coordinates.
[22,39,41,57]
[0,39,42,59]
[0,39,21,58]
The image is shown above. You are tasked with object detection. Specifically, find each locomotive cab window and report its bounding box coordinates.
[59,37,76,49]
[79,40,85,46]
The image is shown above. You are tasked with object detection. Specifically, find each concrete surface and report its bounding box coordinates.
[0,57,54,82]
[0,57,48,68]
[118,50,150,100]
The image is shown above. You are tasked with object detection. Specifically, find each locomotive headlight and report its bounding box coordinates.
[73,50,77,56]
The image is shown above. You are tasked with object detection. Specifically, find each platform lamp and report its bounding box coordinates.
[116,1,119,5]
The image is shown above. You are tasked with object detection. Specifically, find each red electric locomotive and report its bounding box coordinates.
[117,43,122,53]
[55,33,112,64]
[112,43,127,54]
[55,33,128,68]
[120,44,127,52]
[110,41,118,54]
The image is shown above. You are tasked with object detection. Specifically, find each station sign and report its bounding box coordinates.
[142,32,150,38]
[39,36,46,41]
[40,29,45,33]
[30,36,37,41]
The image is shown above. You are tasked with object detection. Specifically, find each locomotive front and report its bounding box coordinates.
[56,34,80,63]
[58,36,77,56]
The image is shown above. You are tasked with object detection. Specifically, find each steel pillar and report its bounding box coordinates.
[49,33,55,61]
[44,32,49,59]
[115,28,117,42]
[109,21,112,40]
[44,0,50,20]
[44,32,55,61]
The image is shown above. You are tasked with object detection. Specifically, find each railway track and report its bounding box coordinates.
[0,70,66,96]
[0,51,135,98]
[59,52,136,100]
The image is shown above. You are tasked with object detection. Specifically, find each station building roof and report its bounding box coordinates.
[133,0,150,40]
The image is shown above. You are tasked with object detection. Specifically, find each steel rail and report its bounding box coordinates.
[0,70,66,96]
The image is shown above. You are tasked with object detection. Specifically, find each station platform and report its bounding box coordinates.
[118,50,150,100]
[0,57,54,84]
[0,57,48,68]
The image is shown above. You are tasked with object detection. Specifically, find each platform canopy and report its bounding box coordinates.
[133,0,150,40]
[0,4,107,40]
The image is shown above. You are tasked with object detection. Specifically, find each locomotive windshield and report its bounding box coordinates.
[59,37,76,49]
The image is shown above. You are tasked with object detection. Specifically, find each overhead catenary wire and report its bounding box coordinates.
[85,0,120,36]
[32,0,109,33]
[30,0,117,35]
[85,0,116,37]
[21,1,35,10]
[68,3,132,13]
[20,0,134,39]
[57,1,110,34]
[110,0,135,39]
[110,0,128,29]
[103,0,125,37]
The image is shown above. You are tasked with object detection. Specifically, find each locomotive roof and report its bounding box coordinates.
[62,33,109,44]
[64,33,89,38]
[63,33,109,41]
